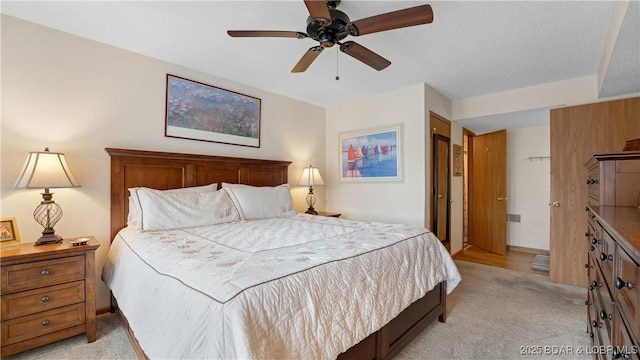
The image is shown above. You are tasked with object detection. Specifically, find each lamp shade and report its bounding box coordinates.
[14,148,81,189]
[297,166,324,187]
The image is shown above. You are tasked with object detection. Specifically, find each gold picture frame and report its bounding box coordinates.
[453,144,463,177]
[1,217,21,245]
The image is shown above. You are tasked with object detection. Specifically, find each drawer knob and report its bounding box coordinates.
[41,270,50,275]
[590,245,595,252]
[41,296,49,303]
[584,300,591,305]
[615,277,634,290]
[600,253,613,261]
[612,348,629,359]
[591,238,598,245]
[42,320,50,326]
[599,310,612,320]
[591,320,602,328]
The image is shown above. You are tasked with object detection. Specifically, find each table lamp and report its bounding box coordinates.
[14,148,81,245]
[297,165,324,215]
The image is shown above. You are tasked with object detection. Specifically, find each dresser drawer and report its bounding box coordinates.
[1,255,84,294]
[1,303,85,346]
[1,280,85,320]
[613,307,639,359]
[616,245,640,340]
[597,228,615,292]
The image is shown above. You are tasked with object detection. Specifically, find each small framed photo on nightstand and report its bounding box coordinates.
[0,217,21,246]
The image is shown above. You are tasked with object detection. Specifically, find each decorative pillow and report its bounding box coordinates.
[127,183,217,230]
[221,183,297,220]
[135,187,239,231]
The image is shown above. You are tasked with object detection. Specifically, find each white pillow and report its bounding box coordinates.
[127,183,217,230]
[136,187,239,231]
[221,183,296,220]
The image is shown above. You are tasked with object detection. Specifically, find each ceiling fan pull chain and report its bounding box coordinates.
[335,46,340,81]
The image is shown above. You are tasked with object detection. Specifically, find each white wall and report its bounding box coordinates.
[324,83,456,243]
[0,15,326,309]
[325,84,426,226]
[506,125,551,250]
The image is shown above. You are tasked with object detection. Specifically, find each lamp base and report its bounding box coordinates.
[34,228,63,246]
[305,207,318,215]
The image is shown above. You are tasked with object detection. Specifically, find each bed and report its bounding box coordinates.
[102,148,461,360]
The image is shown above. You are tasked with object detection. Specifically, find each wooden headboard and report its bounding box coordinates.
[106,148,291,241]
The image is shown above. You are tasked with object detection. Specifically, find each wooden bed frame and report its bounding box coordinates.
[106,147,446,360]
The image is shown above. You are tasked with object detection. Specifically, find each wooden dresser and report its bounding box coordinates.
[0,237,99,357]
[585,151,640,358]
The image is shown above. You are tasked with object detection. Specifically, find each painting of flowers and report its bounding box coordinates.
[339,124,403,182]
[165,74,261,147]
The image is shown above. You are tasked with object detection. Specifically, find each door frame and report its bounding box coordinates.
[432,133,451,248]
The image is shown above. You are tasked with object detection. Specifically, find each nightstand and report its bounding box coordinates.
[0,236,99,357]
[315,212,341,218]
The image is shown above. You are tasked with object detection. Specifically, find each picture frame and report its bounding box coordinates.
[453,144,463,177]
[339,124,403,182]
[165,74,261,147]
[0,217,21,245]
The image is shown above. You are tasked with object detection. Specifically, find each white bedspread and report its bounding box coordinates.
[102,214,461,360]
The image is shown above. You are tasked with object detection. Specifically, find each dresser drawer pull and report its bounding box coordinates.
[591,320,602,328]
[41,296,50,303]
[590,245,595,252]
[615,277,634,290]
[591,238,598,245]
[599,253,613,261]
[42,320,50,326]
[599,310,612,320]
[41,270,50,275]
[613,348,630,359]
[589,281,602,291]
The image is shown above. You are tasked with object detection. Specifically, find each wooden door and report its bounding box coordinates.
[550,97,640,286]
[469,130,507,255]
[433,134,450,247]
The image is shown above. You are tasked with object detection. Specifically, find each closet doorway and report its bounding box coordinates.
[429,112,451,251]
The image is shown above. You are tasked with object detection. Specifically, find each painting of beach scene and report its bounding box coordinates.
[165,74,261,147]
[339,124,403,182]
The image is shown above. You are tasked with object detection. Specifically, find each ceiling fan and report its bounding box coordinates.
[227,0,433,73]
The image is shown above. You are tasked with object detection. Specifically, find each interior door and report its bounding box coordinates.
[469,129,507,255]
[433,134,450,248]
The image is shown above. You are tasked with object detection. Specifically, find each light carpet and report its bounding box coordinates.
[6,260,590,360]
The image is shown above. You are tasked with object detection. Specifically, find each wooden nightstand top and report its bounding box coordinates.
[315,212,341,218]
[1,236,99,262]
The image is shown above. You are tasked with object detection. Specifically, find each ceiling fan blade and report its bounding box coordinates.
[304,0,332,26]
[292,46,324,73]
[351,4,433,36]
[339,41,391,71]
[227,30,307,39]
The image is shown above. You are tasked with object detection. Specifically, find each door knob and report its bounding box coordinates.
[553,201,560,207]
[498,197,503,201]
[438,194,444,198]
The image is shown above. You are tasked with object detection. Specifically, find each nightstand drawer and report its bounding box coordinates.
[1,255,84,294]
[1,280,85,320]
[1,303,85,346]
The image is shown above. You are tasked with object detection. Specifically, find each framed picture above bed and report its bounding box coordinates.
[165,74,261,147]
[339,124,403,182]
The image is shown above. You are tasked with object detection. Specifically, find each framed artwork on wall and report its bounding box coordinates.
[165,74,261,147]
[339,124,403,182]
[0,217,21,246]
[453,144,463,176]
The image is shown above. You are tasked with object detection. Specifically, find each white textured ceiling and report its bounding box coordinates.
[2,1,637,122]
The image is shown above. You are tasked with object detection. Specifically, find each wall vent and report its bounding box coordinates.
[508,214,521,223]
